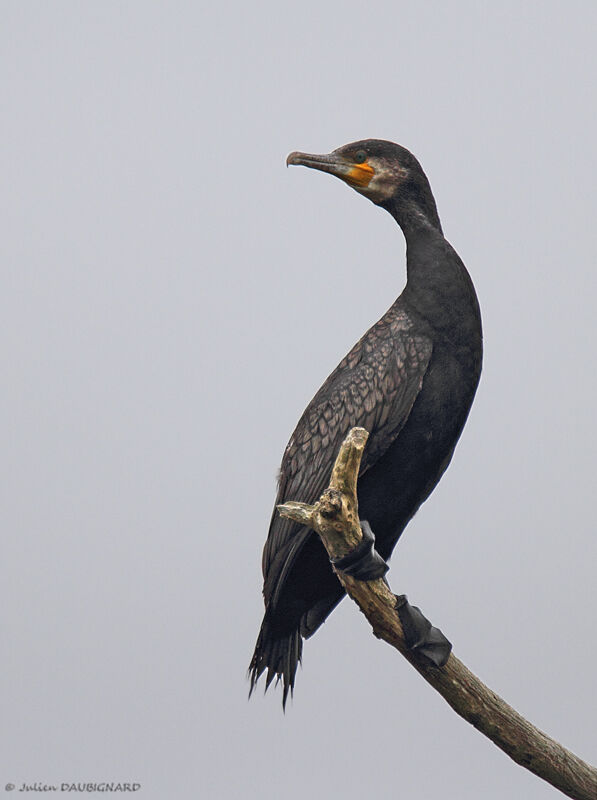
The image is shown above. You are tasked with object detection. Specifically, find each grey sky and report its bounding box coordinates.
[2,2,596,798]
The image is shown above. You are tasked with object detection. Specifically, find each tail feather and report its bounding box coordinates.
[249,592,344,708]
[249,618,303,710]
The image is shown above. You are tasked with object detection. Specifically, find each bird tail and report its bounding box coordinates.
[248,616,302,710]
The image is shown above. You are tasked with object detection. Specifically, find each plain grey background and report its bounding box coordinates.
[2,2,596,798]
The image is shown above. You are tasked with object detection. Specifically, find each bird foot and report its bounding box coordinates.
[395,595,452,667]
[331,520,389,581]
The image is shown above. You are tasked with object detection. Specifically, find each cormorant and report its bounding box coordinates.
[249,140,483,706]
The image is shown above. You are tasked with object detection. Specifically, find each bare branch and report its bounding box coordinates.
[279,427,597,800]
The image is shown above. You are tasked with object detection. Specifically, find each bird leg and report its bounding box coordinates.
[331,520,452,667]
[331,520,389,580]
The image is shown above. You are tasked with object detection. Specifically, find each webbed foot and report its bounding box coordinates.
[331,520,389,581]
[395,594,452,667]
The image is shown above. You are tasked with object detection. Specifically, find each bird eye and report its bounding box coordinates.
[354,150,368,163]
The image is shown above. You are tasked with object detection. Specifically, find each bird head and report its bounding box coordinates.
[286,139,423,207]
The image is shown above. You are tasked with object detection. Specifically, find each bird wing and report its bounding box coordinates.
[262,302,433,604]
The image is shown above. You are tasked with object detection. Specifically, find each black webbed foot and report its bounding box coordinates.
[331,520,389,581]
[395,594,452,667]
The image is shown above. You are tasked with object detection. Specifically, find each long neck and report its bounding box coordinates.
[385,190,447,291]
[384,176,443,238]
[386,196,482,350]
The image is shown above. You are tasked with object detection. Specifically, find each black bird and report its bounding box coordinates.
[249,140,482,706]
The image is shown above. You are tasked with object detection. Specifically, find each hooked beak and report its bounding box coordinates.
[286,151,346,174]
[286,150,375,188]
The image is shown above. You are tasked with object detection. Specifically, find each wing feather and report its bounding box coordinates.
[262,301,432,605]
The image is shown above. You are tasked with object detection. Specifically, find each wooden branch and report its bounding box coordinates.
[278,427,597,800]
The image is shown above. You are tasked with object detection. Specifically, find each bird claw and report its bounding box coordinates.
[331,520,389,580]
[395,594,452,667]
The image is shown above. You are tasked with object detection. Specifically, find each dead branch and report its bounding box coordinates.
[278,427,597,800]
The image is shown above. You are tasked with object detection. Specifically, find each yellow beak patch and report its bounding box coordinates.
[346,161,375,188]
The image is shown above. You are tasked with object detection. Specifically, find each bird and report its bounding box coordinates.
[249,139,483,707]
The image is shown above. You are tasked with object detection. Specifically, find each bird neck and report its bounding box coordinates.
[384,183,443,238]
[396,210,482,349]
[386,193,447,289]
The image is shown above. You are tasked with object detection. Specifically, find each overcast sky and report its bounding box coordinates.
[2,2,596,798]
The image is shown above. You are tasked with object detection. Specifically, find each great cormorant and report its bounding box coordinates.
[249,140,483,706]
